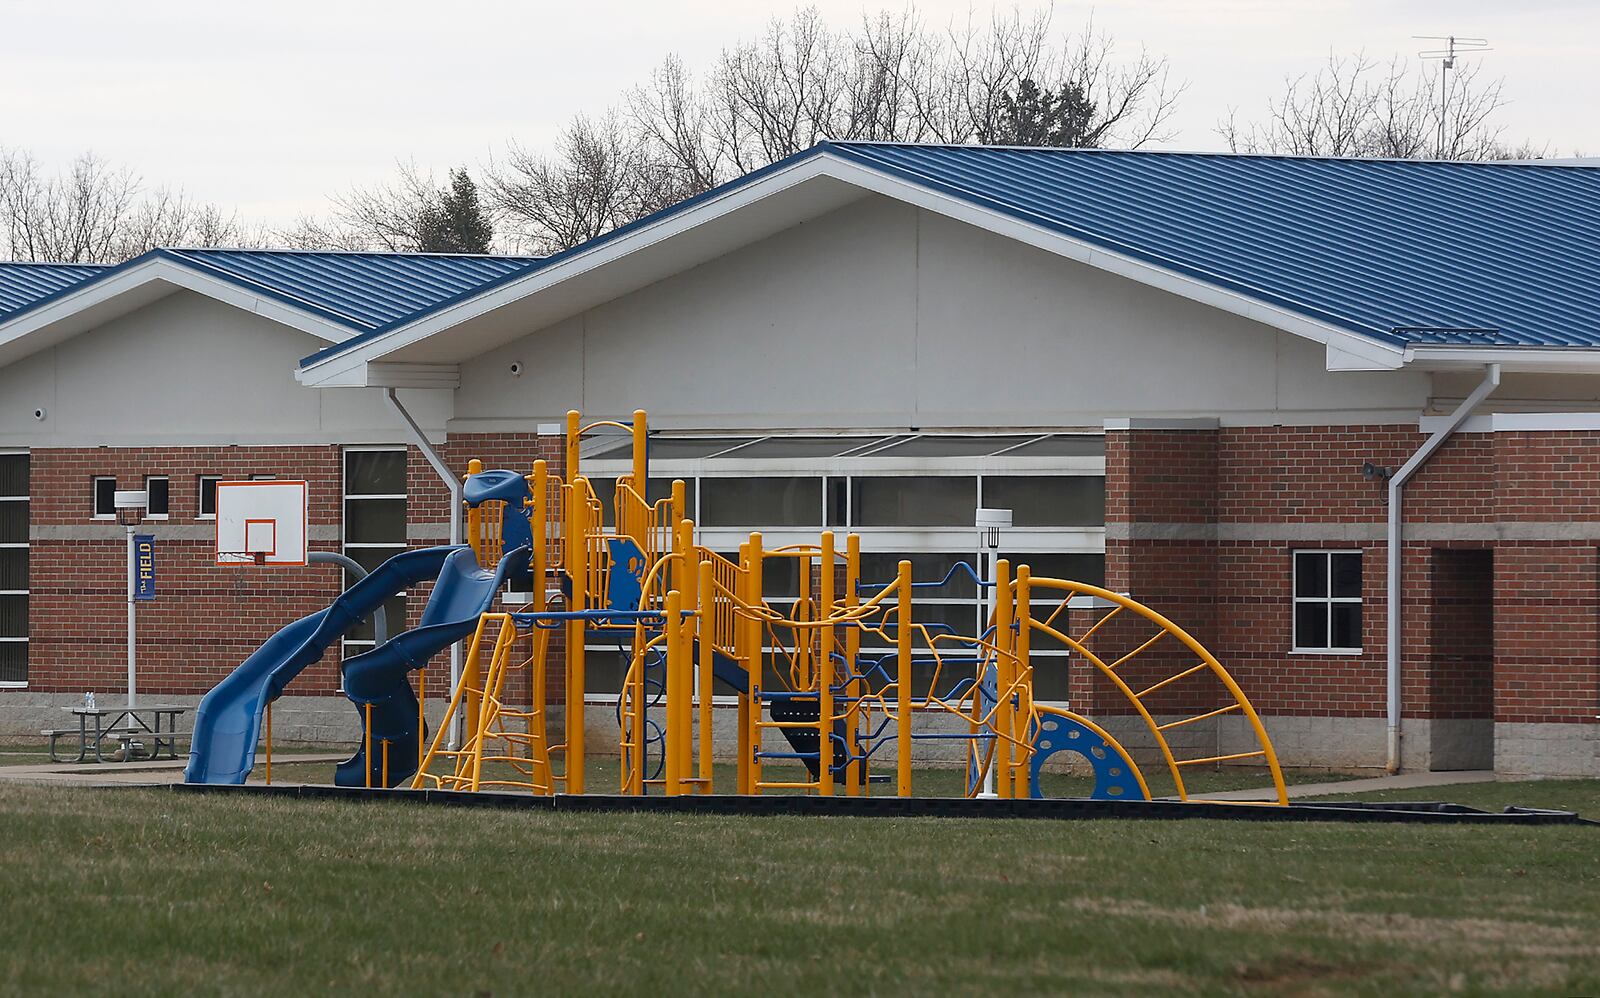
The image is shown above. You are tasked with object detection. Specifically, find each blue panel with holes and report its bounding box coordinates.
[604,537,647,612]
[1031,712,1148,801]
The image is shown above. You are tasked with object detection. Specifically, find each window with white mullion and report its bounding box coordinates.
[0,453,28,684]
[1292,550,1363,652]
[342,448,407,660]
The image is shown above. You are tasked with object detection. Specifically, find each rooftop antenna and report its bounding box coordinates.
[1415,35,1491,158]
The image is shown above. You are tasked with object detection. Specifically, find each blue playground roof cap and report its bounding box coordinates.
[0,261,110,319]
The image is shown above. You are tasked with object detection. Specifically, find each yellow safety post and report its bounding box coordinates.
[364,703,374,790]
[531,460,548,614]
[993,560,1013,799]
[565,410,581,483]
[381,739,390,789]
[735,541,752,795]
[465,459,484,563]
[264,701,272,785]
[632,409,648,500]
[698,558,715,793]
[796,550,812,690]
[818,531,835,796]
[1014,565,1033,799]
[417,667,427,778]
[748,533,765,795]
[566,476,590,795]
[844,533,862,796]
[896,559,912,798]
[664,589,685,795]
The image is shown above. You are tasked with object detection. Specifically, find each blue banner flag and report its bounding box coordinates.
[134,534,156,601]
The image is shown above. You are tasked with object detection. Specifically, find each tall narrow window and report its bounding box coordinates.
[0,453,28,684]
[197,476,222,519]
[343,449,407,658]
[1293,551,1363,652]
[93,477,116,518]
[145,476,169,518]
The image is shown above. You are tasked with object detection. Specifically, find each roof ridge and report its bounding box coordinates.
[169,246,543,260]
[824,140,1586,171]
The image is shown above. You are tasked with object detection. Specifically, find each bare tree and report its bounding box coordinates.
[325,161,442,252]
[1,147,256,262]
[1219,52,1532,160]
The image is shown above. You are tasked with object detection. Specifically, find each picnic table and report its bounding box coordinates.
[45,704,189,764]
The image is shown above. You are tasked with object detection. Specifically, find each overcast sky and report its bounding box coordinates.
[2,0,1595,228]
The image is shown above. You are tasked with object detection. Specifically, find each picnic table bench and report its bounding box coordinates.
[45,705,190,764]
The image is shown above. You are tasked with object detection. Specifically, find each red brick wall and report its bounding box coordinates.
[26,446,345,696]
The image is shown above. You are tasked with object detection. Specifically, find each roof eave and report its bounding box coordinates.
[1404,345,1600,373]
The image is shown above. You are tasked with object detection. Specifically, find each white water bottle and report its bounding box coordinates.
[85,691,96,711]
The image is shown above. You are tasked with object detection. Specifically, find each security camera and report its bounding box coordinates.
[31,407,46,421]
[509,362,524,377]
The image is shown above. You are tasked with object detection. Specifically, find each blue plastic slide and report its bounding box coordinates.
[185,545,469,785]
[336,545,529,788]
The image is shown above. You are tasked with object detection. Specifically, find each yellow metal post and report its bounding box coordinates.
[531,460,548,613]
[632,409,648,497]
[993,560,1013,799]
[698,558,715,793]
[818,531,835,795]
[566,476,589,795]
[664,589,685,795]
[417,667,426,777]
[748,533,764,794]
[896,559,912,798]
[736,541,752,795]
[381,739,390,789]
[796,550,812,690]
[465,458,484,564]
[363,703,373,790]
[844,533,862,796]
[565,410,581,484]
[1014,565,1032,799]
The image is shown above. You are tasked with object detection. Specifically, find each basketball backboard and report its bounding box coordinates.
[215,480,308,566]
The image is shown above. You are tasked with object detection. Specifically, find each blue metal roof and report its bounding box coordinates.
[164,248,542,332]
[303,142,1600,368]
[0,262,109,318]
[0,248,543,339]
[825,143,1600,350]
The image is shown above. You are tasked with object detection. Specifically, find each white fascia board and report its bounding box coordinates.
[296,154,845,384]
[0,257,354,367]
[1404,346,1600,372]
[297,360,461,390]
[819,158,1409,372]
[1421,411,1600,434]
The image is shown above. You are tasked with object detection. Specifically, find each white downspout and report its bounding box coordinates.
[1386,363,1499,773]
[384,388,464,748]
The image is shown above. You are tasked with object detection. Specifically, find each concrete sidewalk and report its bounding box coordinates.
[0,753,349,788]
[1199,769,1514,802]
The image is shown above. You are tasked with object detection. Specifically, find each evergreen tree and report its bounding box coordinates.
[995,78,1100,147]
[417,168,494,253]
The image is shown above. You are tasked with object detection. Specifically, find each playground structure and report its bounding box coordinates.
[184,407,1287,804]
[411,409,1289,804]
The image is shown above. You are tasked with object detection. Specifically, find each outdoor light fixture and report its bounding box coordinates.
[975,506,1012,549]
[1361,462,1393,481]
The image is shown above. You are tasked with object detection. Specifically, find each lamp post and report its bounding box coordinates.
[114,489,148,715]
[974,507,1012,798]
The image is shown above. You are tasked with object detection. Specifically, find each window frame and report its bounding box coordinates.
[92,476,117,520]
[144,475,170,520]
[341,447,408,659]
[580,430,1107,707]
[1290,549,1364,655]
[0,451,29,688]
[197,475,222,520]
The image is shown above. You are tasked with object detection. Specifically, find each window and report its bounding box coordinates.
[1,453,28,684]
[197,476,222,519]
[851,476,976,526]
[700,477,821,527]
[982,476,1104,527]
[92,477,116,518]
[343,449,407,659]
[1293,551,1362,652]
[145,476,169,518]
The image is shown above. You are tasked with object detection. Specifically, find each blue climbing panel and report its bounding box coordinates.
[1030,713,1149,801]
[604,536,647,612]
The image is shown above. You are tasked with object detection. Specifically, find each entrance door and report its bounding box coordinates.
[1427,548,1494,770]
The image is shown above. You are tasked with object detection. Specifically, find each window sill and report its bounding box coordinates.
[92,514,114,521]
[0,681,28,689]
[1288,647,1365,656]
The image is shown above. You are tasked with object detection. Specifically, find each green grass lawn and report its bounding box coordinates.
[0,781,1596,995]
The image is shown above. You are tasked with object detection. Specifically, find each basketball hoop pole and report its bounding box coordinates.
[114,490,148,713]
